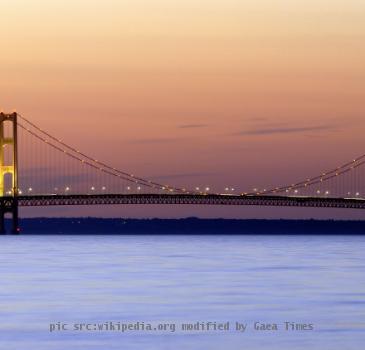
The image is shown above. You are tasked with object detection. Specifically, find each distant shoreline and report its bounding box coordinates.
[7,218,365,235]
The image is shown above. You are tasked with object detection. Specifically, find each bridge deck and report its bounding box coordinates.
[1,194,363,209]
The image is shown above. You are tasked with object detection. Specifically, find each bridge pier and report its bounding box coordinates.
[0,198,19,234]
[0,209,4,234]
[11,198,19,234]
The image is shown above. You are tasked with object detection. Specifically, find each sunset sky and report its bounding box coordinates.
[1,0,365,218]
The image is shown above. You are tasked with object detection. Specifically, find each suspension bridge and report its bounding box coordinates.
[0,111,364,233]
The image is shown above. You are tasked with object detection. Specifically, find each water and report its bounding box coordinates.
[0,234,364,349]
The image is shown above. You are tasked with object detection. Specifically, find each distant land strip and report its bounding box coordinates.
[8,218,365,235]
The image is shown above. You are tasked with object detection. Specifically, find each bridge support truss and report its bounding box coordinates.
[0,112,19,234]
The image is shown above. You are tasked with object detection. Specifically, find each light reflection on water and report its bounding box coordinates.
[0,234,365,349]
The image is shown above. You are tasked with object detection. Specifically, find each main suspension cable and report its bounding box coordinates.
[18,114,194,194]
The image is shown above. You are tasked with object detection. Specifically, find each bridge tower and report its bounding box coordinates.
[0,112,19,234]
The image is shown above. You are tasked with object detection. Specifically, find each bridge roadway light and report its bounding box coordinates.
[102,186,106,191]
[91,186,95,191]
[65,187,70,192]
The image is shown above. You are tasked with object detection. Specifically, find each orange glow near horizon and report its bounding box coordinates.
[1,1,365,218]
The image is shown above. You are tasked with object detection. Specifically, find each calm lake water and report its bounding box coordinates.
[0,234,364,349]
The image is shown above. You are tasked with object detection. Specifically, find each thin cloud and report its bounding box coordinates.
[128,138,183,144]
[150,172,217,180]
[236,124,337,136]
[178,124,209,129]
